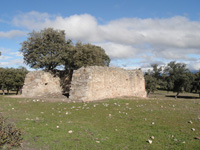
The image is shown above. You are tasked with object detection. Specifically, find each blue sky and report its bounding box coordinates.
[0,0,200,71]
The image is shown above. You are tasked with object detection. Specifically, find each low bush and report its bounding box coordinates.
[0,114,23,149]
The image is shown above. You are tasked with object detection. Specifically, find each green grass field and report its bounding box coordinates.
[0,91,200,150]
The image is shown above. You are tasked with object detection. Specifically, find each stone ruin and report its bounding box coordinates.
[70,66,146,101]
[22,66,146,101]
[22,71,62,97]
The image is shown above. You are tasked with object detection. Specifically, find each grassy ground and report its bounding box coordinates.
[0,91,200,150]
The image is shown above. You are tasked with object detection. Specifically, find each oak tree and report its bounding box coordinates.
[20,28,69,71]
[164,61,190,98]
[20,28,110,72]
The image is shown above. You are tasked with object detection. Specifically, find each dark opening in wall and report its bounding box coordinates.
[52,69,74,98]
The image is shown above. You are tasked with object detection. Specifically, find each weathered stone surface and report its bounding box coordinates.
[22,71,62,97]
[69,66,146,101]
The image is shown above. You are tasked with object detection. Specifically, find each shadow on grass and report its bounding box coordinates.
[166,95,200,99]
[0,93,18,95]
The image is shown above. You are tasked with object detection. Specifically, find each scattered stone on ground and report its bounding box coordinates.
[188,120,193,124]
[147,139,152,144]
[151,136,155,139]
[194,137,200,140]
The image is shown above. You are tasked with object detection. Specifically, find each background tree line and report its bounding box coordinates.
[0,67,28,95]
[145,61,200,98]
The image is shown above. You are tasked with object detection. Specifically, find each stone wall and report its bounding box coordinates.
[69,66,146,101]
[22,71,62,97]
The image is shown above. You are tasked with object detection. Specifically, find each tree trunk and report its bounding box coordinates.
[175,92,180,99]
[16,89,19,95]
[147,90,150,98]
[2,89,5,95]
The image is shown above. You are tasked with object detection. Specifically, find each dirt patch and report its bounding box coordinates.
[6,95,22,98]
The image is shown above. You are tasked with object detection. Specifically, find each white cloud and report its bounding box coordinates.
[0,47,24,67]
[13,11,53,30]
[0,30,26,38]
[0,55,12,60]
[13,12,102,42]
[188,62,200,71]
[0,59,24,67]
[0,62,10,66]
[9,52,23,57]
[0,47,10,53]
[11,59,24,65]
[9,12,200,71]
[97,42,139,58]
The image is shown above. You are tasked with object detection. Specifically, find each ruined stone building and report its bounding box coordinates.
[22,66,146,101]
[22,71,62,97]
[70,66,146,101]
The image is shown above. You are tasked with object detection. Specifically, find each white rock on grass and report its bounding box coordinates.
[68,130,73,134]
[191,128,195,131]
[188,121,193,124]
[151,136,155,139]
[147,139,152,144]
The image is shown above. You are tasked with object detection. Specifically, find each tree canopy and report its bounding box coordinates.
[144,71,157,97]
[20,28,110,72]
[192,70,200,96]
[144,61,200,98]
[164,61,190,97]
[0,67,28,95]
[20,28,68,71]
[62,42,110,70]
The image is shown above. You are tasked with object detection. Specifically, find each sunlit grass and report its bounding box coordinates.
[0,92,200,150]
